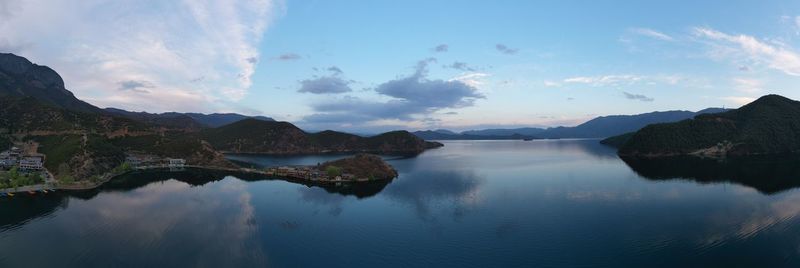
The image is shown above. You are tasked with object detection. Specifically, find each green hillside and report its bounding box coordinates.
[203,119,442,154]
[618,95,800,157]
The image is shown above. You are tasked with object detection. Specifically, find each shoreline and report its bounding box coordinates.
[53,164,393,192]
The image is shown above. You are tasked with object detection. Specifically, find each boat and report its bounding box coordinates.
[523,138,534,141]
[40,189,48,193]
[7,192,14,197]
[27,191,35,195]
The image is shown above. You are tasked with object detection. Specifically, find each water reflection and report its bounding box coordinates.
[622,155,800,194]
[0,168,388,235]
[384,170,485,221]
[6,140,800,266]
[0,195,66,231]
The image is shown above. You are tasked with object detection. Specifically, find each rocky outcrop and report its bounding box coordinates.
[0,53,99,113]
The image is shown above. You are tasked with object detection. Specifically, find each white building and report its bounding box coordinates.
[19,156,43,170]
[168,158,186,168]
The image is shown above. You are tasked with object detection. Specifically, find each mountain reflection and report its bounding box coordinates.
[622,155,800,194]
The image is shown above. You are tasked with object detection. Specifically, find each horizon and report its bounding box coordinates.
[3,1,799,132]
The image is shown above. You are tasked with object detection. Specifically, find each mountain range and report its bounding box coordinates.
[104,108,275,129]
[412,130,536,140]
[415,108,729,140]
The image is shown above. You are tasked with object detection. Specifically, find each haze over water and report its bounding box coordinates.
[2,140,800,267]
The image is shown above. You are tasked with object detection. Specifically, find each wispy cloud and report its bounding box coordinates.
[543,80,562,87]
[432,44,449,52]
[495,44,519,55]
[722,96,756,106]
[564,75,644,86]
[449,72,489,88]
[298,76,353,94]
[732,78,763,93]
[561,74,687,87]
[118,80,155,93]
[629,27,674,41]
[623,92,654,102]
[326,66,343,75]
[445,61,476,72]
[274,53,301,61]
[0,0,282,113]
[693,27,800,76]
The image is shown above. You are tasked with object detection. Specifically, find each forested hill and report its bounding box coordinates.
[204,119,443,154]
[616,94,800,157]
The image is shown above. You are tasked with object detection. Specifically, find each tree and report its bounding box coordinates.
[31,172,43,184]
[325,166,342,177]
[8,166,18,181]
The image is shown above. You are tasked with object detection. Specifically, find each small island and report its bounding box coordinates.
[265,154,398,182]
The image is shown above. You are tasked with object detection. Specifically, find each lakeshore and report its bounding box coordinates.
[0,154,398,194]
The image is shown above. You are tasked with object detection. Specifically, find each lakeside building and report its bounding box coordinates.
[168,158,186,168]
[266,166,360,182]
[125,154,185,169]
[1,148,43,171]
[18,155,44,171]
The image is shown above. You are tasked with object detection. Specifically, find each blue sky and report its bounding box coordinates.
[3,0,800,132]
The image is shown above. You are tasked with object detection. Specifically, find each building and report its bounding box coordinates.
[18,156,44,171]
[167,158,186,168]
[125,156,142,167]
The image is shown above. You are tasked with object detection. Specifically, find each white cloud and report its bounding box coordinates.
[563,75,644,86]
[0,0,282,113]
[721,96,756,106]
[629,27,674,41]
[732,78,764,94]
[449,72,489,88]
[543,80,561,87]
[560,74,691,88]
[693,27,800,76]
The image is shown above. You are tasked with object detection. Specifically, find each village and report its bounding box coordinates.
[124,154,187,170]
[0,147,189,195]
[0,145,54,195]
[265,165,361,182]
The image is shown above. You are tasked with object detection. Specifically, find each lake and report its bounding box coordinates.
[2,140,800,267]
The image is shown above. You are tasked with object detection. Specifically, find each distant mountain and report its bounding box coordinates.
[535,109,727,139]
[205,119,442,154]
[412,130,536,140]
[461,127,546,137]
[103,108,275,129]
[616,95,800,157]
[0,53,99,113]
[183,113,274,127]
[456,108,728,140]
[104,108,205,130]
[432,129,458,135]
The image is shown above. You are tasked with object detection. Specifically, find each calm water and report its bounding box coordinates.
[3,140,800,267]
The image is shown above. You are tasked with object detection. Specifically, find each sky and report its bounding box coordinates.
[3,0,800,132]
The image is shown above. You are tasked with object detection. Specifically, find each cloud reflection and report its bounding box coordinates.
[384,170,485,221]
